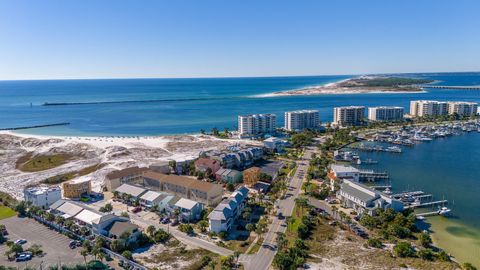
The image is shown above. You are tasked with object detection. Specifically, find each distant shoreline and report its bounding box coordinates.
[260,76,432,97]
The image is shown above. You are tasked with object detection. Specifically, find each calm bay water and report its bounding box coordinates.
[358,133,480,266]
[0,72,480,135]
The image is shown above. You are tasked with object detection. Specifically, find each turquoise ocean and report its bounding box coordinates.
[1,72,480,265]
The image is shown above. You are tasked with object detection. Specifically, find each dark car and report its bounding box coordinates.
[277,212,284,220]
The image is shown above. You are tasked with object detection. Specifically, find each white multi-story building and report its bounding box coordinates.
[23,186,62,209]
[368,106,404,121]
[284,110,320,131]
[238,114,276,137]
[333,106,365,126]
[409,100,448,117]
[447,101,478,116]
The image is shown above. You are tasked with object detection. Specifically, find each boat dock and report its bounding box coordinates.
[371,185,392,190]
[416,211,443,217]
[405,200,448,209]
[392,191,424,198]
[359,170,389,181]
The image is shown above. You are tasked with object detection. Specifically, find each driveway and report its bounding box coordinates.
[0,216,87,268]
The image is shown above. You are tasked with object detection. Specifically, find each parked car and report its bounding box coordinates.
[16,253,32,262]
[161,218,170,224]
[14,239,27,245]
[170,219,179,226]
[131,207,142,213]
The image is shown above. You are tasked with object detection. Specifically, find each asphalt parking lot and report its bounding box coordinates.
[0,216,86,268]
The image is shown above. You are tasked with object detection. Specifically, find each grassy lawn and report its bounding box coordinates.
[16,153,73,172]
[225,237,253,253]
[42,163,106,184]
[0,205,16,220]
[247,237,263,254]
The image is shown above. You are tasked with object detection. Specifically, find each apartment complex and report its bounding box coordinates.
[333,106,365,126]
[447,101,478,116]
[368,106,404,121]
[105,166,149,191]
[142,171,223,206]
[23,186,61,209]
[62,179,92,199]
[203,146,264,170]
[284,110,320,131]
[238,114,276,137]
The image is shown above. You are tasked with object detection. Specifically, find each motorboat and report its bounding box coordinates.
[438,207,451,216]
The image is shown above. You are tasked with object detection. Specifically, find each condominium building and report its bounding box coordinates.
[105,166,149,191]
[368,106,404,121]
[284,110,320,131]
[447,101,478,116]
[62,178,92,199]
[333,106,365,126]
[409,100,448,117]
[142,171,223,206]
[23,185,61,209]
[238,114,276,137]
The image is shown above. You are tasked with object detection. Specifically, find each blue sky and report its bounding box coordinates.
[1,0,479,80]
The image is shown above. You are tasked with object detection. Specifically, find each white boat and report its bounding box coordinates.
[438,207,451,216]
[417,216,426,220]
[383,188,393,195]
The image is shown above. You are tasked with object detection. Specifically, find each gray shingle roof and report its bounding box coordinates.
[340,182,377,203]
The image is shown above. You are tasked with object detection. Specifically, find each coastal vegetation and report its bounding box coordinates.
[349,77,434,87]
[41,163,106,185]
[16,152,73,172]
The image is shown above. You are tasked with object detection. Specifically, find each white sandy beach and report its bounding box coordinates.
[0,131,261,198]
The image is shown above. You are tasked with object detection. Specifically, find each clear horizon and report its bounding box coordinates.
[1,0,479,80]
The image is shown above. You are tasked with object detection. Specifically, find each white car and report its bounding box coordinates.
[14,239,27,245]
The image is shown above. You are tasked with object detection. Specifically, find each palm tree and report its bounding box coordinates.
[331,205,338,220]
[80,248,89,266]
[146,225,156,238]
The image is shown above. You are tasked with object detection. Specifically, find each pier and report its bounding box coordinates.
[392,191,424,198]
[404,200,448,209]
[0,122,70,131]
[416,211,443,217]
[359,170,389,182]
[371,185,392,190]
[417,85,480,90]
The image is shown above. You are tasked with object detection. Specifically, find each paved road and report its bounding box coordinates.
[88,201,233,257]
[240,146,317,270]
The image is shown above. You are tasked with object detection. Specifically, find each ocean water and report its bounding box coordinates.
[1,72,480,135]
[1,72,480,265]
[357,133,480,267]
